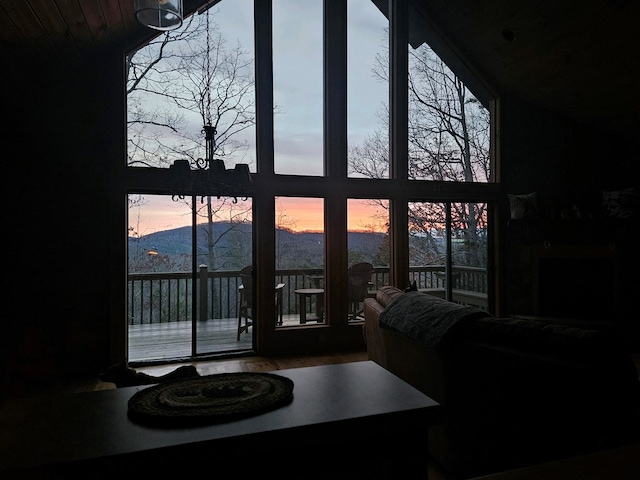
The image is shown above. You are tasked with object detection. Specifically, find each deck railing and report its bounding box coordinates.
[128,266,488,325]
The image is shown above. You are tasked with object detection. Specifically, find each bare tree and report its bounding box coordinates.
[126,8,256,271]
[275,206,300,270]
[407,46,489,183]
[349,41,490,268]
[126,18,199,168]
[127,12,255,168]
[407,45,489,268]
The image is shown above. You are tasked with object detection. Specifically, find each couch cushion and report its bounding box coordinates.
[468,316,615,355]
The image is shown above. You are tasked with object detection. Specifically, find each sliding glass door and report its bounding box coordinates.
[127,194,253,362]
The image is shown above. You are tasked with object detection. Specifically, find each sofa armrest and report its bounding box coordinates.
[363,298,388,365]
[376,285,404,307]
[364,297,446,403]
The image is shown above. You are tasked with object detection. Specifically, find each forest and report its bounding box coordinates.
[128,222,390,273]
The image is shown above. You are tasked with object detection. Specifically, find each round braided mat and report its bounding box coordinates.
[127,372,294,427]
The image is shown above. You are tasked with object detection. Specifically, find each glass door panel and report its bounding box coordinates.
[127,194,193,362]
[275,196,325,326]
[347,198,389,321]
[407,201,489,309]
[194,196,253,354]
[407,201,447,295]
[127,194,254,363]
[449,201,489,309]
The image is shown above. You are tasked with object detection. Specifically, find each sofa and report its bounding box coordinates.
[363,286,640,479]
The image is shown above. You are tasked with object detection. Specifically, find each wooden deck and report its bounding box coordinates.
[128,314,324,363]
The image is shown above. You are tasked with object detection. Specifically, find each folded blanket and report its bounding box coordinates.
[379,291,488,350]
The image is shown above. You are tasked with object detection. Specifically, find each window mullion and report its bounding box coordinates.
[389,0,409,286]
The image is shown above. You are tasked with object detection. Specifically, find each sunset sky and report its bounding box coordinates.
[129,195,388,236]
[129,1,389,237]
[277,197,389,233]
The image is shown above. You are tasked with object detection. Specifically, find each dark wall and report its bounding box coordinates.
[499,95,639,320]
[3,52,126,397]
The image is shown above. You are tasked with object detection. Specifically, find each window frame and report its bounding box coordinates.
[124,0,500,357]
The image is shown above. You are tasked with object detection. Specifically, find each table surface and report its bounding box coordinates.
[294,288,324,294]
[0,361,440,474]
[294,288,325,322]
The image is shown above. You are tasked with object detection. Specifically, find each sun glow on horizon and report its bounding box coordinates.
[129,195,389,236]
[275,197,389,233]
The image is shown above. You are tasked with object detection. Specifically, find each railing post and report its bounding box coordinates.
[199,265,208,322]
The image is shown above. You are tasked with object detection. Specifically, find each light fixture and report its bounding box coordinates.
[135,0,183,31]
[168,124,252,201]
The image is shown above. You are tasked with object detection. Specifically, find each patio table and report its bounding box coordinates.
[295,288,324,323]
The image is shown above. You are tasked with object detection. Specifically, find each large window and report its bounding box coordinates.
[124,0,494,361]
[347,199,390,321]
[126,1,256,171]
[273,0,324,175]
[347,0,389,179]
[407,46,490,183]
[275,196,325,326]
[408,201,488,308]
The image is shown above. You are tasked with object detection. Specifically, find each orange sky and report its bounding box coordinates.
[276,197,388,233]
[130,195,388,236]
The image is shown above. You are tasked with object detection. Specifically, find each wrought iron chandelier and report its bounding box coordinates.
[168,124,251,201]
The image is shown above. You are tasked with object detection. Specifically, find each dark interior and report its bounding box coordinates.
[1,0,638,388]
[538,257,615,319]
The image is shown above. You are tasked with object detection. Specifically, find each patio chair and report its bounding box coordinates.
[237,266,286,340]
[347,262,374,321]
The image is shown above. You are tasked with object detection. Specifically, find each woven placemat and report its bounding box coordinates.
[127,372,294,427]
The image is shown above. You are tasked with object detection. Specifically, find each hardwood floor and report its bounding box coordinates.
[92,350,369,393]
[138,350,368,376]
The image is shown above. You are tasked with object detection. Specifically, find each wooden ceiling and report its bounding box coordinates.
[1,0,638,139]
[413,0,640,139]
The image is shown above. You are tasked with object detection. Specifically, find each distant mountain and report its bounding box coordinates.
[128,222,387,271]
[129,222,251,256]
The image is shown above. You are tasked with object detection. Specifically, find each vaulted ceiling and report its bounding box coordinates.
[1,0,638,138]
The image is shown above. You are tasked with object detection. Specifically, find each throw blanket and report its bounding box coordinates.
[379,291,488,350]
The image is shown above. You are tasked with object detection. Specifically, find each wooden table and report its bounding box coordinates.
[0,361,441,479]
[295,287,324,323]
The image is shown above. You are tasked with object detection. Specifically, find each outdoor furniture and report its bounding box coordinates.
[294,288,324,324]
[347,262,374,320]
[238,266,286,340]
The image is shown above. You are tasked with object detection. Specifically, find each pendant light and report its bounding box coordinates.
[135,0,183,31]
